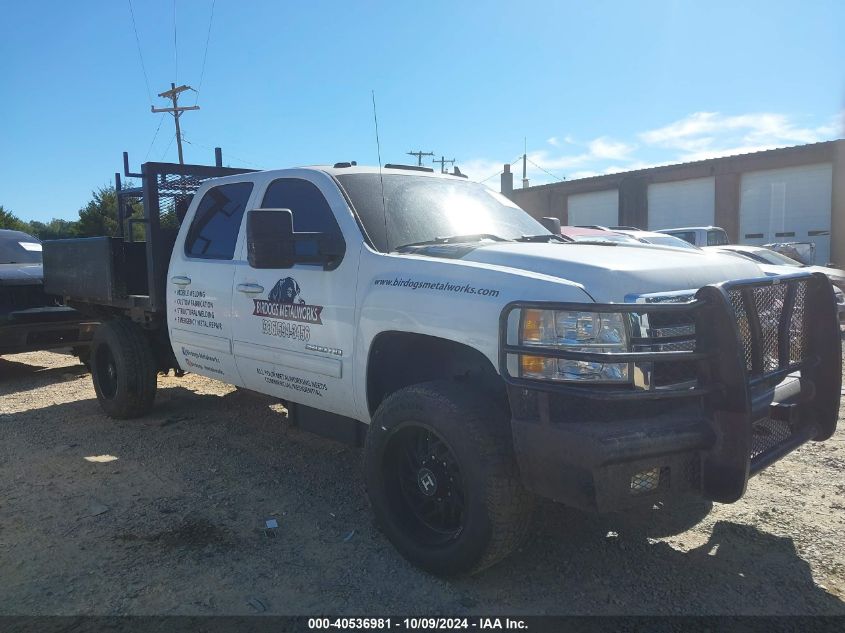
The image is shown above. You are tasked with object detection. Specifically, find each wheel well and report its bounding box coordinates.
[366,331,506,415]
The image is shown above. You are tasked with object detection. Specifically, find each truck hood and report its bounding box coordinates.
[458,242,764,302]
[0,263,44,285]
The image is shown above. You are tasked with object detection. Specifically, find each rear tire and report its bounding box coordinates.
[90,320,157,419]
[365,380,533,576]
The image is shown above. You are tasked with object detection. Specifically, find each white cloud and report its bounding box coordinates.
[459,158,516,186]
[587,137,634,160]
[639,111,841,160]
[461,110,841,187]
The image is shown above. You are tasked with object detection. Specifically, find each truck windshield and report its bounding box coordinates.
[335,174,549,252]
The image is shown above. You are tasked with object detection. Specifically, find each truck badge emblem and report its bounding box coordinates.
[417,468,437,496]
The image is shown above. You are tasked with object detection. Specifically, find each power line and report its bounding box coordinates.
[526,157,565,181]
[173,0,179,83]
[160,132,176,161]
[194,0,217,105]
[477,155,523,184]
[144,114,166,161]
[181,136,264,168]
[127,0,153,104]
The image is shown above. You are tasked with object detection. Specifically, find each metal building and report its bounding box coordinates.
[502,139,845,266]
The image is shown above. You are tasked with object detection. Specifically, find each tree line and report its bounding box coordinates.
[0,185,146,240]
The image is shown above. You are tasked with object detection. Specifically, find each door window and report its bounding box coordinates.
[261,178,341,235]
[185,182,254,259]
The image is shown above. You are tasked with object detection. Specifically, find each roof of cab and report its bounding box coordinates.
[189,163,477,191]
[219,164,470,181]
[315,164,470,179]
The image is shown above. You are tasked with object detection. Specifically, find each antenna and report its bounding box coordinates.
[371,90,388,250]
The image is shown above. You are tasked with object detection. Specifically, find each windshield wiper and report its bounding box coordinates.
[393,233,510,252]
[515,234,570,243]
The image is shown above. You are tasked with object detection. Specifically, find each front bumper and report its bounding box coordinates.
[501,273,841,512]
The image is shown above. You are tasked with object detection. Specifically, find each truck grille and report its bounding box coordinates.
[633,303,699,389]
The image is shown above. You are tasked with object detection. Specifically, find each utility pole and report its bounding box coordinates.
[407,150,435,166]
[151,83,199,164]
[522,137,529,189]
[433,155,455,174]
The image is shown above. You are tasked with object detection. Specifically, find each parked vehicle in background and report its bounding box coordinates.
[657,226,729,247]
[707,244,845,330]
[42,155,841,576]
[764,241,817,266]
[613,229,699,250]
[0,229,96,357]
[559,225,639,244]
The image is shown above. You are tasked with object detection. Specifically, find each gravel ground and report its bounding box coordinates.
[1,350,844,615]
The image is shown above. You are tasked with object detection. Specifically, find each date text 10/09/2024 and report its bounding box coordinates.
[307,618,528,630]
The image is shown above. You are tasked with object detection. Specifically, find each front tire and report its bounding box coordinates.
[365,381,533,576]
[90,320,157,419]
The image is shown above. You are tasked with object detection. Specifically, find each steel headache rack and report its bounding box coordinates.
[44,151,256,319]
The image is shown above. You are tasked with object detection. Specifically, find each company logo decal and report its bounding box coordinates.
[253,277,323,325]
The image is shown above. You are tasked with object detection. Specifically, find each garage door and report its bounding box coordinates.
[647,177,715,230]
[739,163,833,264]
[567,190,618,227]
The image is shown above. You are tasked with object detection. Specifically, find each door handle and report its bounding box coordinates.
[171,275,191,286]
[237,283,265,294]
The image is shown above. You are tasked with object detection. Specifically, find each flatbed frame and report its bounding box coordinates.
[44,151,255,321]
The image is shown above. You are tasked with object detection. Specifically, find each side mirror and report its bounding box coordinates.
[539,216,561,235]
[247,208,295,269]
[247,208,346,270]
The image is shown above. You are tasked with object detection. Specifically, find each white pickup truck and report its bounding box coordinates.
[43,157,841,576]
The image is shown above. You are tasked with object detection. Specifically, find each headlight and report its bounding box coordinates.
[517,309,630,382]
[834,286,845,306]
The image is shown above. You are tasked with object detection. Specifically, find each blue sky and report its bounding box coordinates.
[1,0,843,222]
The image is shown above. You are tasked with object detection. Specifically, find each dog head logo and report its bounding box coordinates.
[268,277,305,305]
[253,277,323,324]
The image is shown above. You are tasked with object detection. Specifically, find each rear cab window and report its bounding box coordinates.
[184,182,254,259]
[667,231,696,245]
[707,229,728,246]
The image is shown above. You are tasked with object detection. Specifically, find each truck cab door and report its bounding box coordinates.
[167,180,255,383]
[230,175,358,417]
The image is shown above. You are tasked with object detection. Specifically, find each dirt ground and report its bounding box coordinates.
[1,350,844,616]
